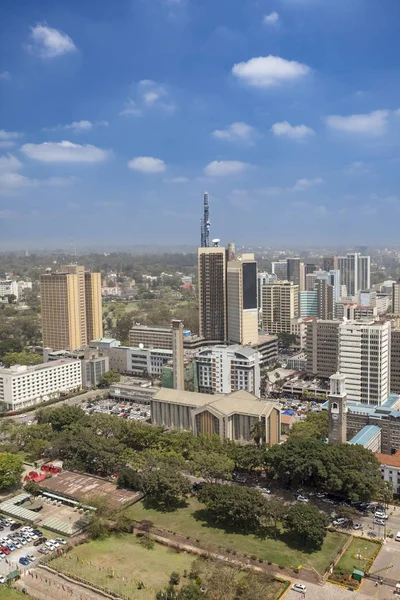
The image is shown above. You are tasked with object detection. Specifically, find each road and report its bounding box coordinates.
[286,581,375,600]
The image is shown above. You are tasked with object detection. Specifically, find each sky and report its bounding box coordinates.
[1,0,400,248]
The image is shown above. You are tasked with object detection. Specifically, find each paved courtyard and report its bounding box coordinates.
[285,581,377,600]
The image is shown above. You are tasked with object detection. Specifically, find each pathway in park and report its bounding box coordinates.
[16,567,116,600]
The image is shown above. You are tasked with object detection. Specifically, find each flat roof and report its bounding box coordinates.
[0,358,79,376]
[348,425,381,446]
[40,471,142,510]
[153,387,225,407]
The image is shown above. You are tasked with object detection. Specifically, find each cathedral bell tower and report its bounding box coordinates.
[328,373,347,445]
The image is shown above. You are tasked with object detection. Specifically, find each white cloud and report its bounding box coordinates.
[291,177,324,191]
[263,12,279,25]
[0,172,74,196]
[0,154,22,172]
[259,186,284,197]
[345,161,369,175]
[314,205,330,216]
[128,156,166,173]
[27,24,77,58]
[0,72,10,80]
[325,110,389,136]
[204,160,251,176]
[121,80,175,117]
[212,122,257,143]
[0,130,23,149]
[271,121,315,140]
[21,141,109,163]
[45,120,109,132]
[167,176,189,183]
[232,55,310,88]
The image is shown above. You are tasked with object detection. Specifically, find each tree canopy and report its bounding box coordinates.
[0,453,23,490]
[2,351,43,368]
[289,411,328,440]
[285,503,328,549]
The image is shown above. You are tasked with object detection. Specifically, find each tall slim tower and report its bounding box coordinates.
[172,319,185,390]
[227,253,258,345]
[198,246,227,341]
[200,192,210,248]
[328,373,347,445]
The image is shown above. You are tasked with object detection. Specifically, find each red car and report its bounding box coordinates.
[1,547,10,555]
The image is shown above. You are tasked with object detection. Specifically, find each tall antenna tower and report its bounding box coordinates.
[200,192,210,247]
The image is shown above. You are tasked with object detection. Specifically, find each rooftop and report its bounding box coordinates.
[376,449,400,468]
[0,358,80,376]
[348,425,381,446]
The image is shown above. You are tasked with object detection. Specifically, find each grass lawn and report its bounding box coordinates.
[127,498,347,575]
[51,533,194,599]
[336,538,380,574]
[0,589,31,600]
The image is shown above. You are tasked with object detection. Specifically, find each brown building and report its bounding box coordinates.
[261,281,299,334]
[316,278,334,320]
[40,265,102,351]
[391,329,400,394]
[198,247,227,341]
[306,319,339,378]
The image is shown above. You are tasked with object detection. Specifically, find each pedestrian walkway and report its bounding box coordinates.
[16,567,116,600]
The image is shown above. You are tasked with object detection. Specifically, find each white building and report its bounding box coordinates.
[195,344,261,396]
[101,287,121,296]
[257,272,277,312]
[339,320,390,405]
[271,261,287,281]
[376,450,400,494]
[336,253,370,296]
[0,359,82,411]
[107,346,172,377]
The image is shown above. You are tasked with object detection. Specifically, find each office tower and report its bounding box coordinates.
[391,329,400,394]
[84,272,102,344]
[393,282,400,313]
[200,192,210,248]
[299,262,305,291]
[271,261,287,281]
[328,373,347,445]
[227,254,258,345]
[315,278,334,320]
[305,263,318,276]
[287,258,301,285]
[172,319,185,391]
[336,252,370,296]
[257,272,277,312]
[306,273,317,291]
[306,319,339,378]
[198,246,227,341]
[262,282,299,333]
[323,257,335,272]
[40,265,103,351]
[339,320,390,405]
[195,344,260,396]
[227,242,236,262]
[300,291,318,317]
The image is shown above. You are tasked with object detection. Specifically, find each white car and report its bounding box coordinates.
[297,495,309,503]
[261,488,271,495]
[0,576,5,584]
[375,518,386,526]
[292,583,307,593]
[55,538,67,545]
[374,511,388,520]
[49,540,60,548]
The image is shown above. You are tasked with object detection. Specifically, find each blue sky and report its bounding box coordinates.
[1,0,400,248]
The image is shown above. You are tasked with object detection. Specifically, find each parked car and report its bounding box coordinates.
[353,523,363,530]
[292,583,307,593]
[19,557,29,566]
[395,531,400,542]
[296,495,309,503]
[261,488,271,495]
[33,539,44,547]
[26,554,35,562]
[55,538,67,545]
[10,523,21,531]
[332,518,348,527]
[374,511,388,520]
[0,576,4,584]
[375,518,386,526]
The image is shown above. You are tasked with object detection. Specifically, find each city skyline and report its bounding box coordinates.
[1,0,400,246]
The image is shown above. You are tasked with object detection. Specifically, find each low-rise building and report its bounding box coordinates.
[106,345,172,377]
[0,359,82,411]
[129,325,174,349]
[151,388,281,445]
[375,450,400,494]
[82,354,109,388]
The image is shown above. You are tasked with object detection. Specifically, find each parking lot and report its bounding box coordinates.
[81,399,150,421]
[0,516,67,577]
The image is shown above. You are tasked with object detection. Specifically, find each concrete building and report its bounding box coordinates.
[339,320,390,405]
[40,265,102,350]
[108,346,172,377]
[262,282,299,334]
[195,344,261,396]
[227,253,258,345]
[257,272,277,312]
[305,273,317,292]
[316,278,334,320]
[271,261,287,281]
[0,280,32,301]
[287,258,301,286]
[391,329,400,394]
[323,257,335,272]
[335,302,378,321]
[129,325,174,349]
[306,319,339,378]
[151,388,281,446]
[198,246,227,341]
[375,450,400,494]
[300,291,318,317]
[336,253,370,296]
[256,333,279,366]
[82,355,110,388]
[172,319,185,391]
[0,359,82,410]
[328,373,347,445]
[348,425,382,452]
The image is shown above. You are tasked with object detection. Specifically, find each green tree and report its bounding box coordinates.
[37,405,86,432]
[192,451,234,483]
[262,498,287,532]
[378,480,394,510]
[24,480,41,496]
[99,369,121,387]
[250,420,265,448]
[198,484,266,531]
[142,468,191,510]
[290,411,328,440]
[169,572,180,586]
[277,332,297,348]
[0,453,23,490]
[177,583,202,600]
[2,352,43,368]
[286,503,328,549]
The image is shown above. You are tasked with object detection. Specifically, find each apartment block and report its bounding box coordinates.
[0,359,82,411]
[261,281,299,334]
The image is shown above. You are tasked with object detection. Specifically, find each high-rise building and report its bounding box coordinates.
[336,253,370,296]
[306,319,339,378]
[323,257,335,272]
[300,291,318,317]
[172,319,185,391]
[227,253,258,345]
[393,281,400,314]
[257,272,277,312]
[339,320,390,405]
[305,263,318,276]
[306,273,317,291]
[40,265,103,351]
[287,258,301,286]
[195,344,260,396]
[315,278,334,320]
[198,246,227,341]
[262,282,299,333]
[391,329,400,394]
[271,261,287,281]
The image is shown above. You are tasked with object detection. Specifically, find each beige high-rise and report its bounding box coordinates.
[227,253,258,345]
[172,319,185,391]
[261,281,299,333]
[198,247,226,341]
[40,265,103,350]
